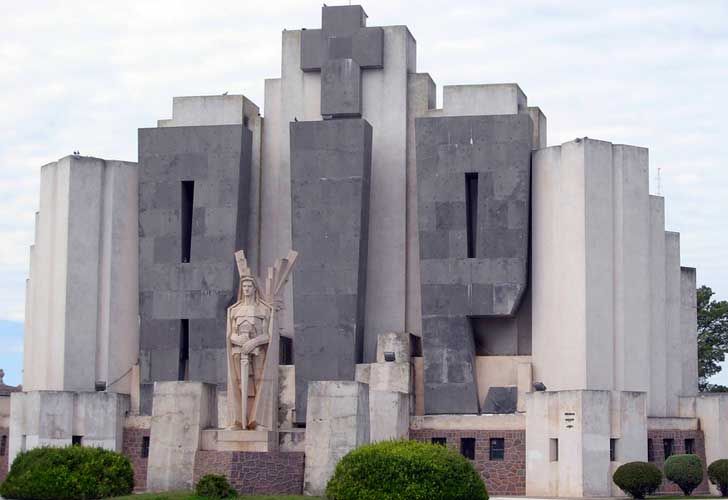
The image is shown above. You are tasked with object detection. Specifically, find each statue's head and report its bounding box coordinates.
[241,277,257,298]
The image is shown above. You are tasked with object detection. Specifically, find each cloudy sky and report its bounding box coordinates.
[1,0,727,387]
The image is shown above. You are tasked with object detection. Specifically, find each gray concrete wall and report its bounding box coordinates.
[680,267,698,397]
[416,114,533,414]
[648,196,668,416]
[138,124,252,407]
[290,118,372,424]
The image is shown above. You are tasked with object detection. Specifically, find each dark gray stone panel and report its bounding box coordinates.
[138,124,252,388]
[290,118,372,424]
[416,114,532,414]
[482,386,517,414]
[321,59,362,118]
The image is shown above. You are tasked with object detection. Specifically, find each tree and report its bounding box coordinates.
[698,286,728,391]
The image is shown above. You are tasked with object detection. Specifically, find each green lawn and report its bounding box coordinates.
[109,493,320,500]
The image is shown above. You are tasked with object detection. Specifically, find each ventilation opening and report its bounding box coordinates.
[465,172,479,258]
[141,436,150,458]
[179,319,189,381]
[431,437,446,446]
[181,180,194,263]
[550,438,559,462]
[460,437,475,460]
[72,435,83,446]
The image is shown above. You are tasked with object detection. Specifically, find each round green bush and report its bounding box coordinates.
[0,445,133,500]
[325,439,488,500]
[195,473,237,499]
[664,454,704,496]
[613,461,662,499]
[708,459,728,497]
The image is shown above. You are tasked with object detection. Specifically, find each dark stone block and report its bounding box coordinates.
[290,118,372,424]
[483,386,518,414]
[138,124,252,387]
[416,114,532,414]
[320,59,361,118]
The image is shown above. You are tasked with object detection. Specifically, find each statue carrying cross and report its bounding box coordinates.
[300,5,384,118]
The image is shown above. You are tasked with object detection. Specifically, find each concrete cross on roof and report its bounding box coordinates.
[300,4,384,118]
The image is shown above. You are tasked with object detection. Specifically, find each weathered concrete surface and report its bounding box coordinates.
[416,113,533,414]
[609,392,648,496]
[24,156,139,394]
[8,391,129,464]
[138,124,252,409]
[146,382,216,492]
[648,196,668,416]
[368,360,410,442]
[680,267,699,397]
[290,118,372,424]
[303,381,369,496]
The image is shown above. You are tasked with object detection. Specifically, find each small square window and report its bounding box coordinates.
[685,438,695,455]
[72,435,83,446]
[610,439,618,462]
[663,439,674,459]
[550,438,559,462]
[141,436,150,458]
[647,439,655,462]
[460,438,475,460]
[489,438,505,461]
[431,437,446,446]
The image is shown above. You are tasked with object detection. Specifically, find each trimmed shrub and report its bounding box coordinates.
[195,473,237,499]
[664,454,704,496]
[0,445,133,500]
[325,439,488,500]
[708,459,728,497]
[613,461,662,499]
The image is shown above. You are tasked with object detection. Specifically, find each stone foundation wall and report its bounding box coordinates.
[410,429,526,495]
[194,451,304,495]
[0,427,9,482]
[122,427,151,491]
[648,429,709,494]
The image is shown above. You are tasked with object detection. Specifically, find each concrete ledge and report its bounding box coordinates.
[647,416,699,431]
[410,413,525,431]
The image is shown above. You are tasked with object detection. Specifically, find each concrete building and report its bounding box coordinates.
[8,4,727,497]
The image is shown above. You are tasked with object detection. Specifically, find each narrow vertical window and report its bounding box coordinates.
[685,438,695,455]
[141,436,150,458]
[550,438,559,462]
[431,437,446,446]
[0,435,7,456]
[663,438,674,459]
[181,181,194,263]
[489,437,505,461]
[610,439,618,462]
[647,438,655,462]
[179,319,190,381]
[460,438,475,460]
[465,173,479,258]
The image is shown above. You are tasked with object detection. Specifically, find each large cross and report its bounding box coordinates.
[300,5,383,119]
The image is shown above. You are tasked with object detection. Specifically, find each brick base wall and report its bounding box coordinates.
[122,427,150,491]
[0,427,9,482]
[194,451,304,495]
[410,429,526,495]
[648,429,710,494]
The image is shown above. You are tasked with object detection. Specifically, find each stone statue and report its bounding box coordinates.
[226,250,297,430]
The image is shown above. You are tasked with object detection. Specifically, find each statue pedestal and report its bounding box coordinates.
[200,429,277,452]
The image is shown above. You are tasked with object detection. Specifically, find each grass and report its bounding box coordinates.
[109,493,321,500]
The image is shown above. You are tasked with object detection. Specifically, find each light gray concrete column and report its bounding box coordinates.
[680,267,699,397]
[648,196,668,416]
[610,391,648,495]
[665,232,682,415]
[146,382,217,492]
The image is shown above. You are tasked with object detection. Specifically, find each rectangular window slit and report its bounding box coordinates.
[0,435,6,456]
[550,438,559,462]
[489,437,505,461]
[465,172,479,258]
[647,438,654,462]
[610,438,618,462]
[460,437,475,460]
[685,438,695,455]
[663,438,674,459]
[141,436,150,458]
[179,319,189,381]
[181,180,194,263]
